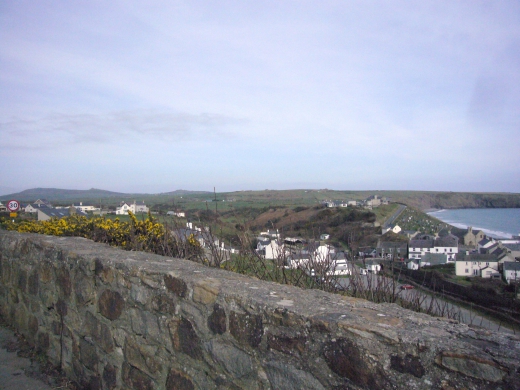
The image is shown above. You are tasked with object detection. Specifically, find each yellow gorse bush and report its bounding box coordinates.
[0,212,202,258]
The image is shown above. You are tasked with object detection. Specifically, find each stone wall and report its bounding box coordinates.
[0,230,519,389]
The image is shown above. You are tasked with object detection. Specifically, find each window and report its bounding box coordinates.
[436,248,439,252]
[486,262,489,266]
[450,248,452,252]
[473,269,479,276]
[465,269,469,273]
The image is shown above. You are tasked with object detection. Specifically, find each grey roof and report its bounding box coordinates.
[463,254,499,262]
[422,253,448,265]
[409,239,434,249]
[478,238,491,246]
[378,241,408,250]
[435,234,458,247]
[39,208,86,219]
[503,262,520,271]
[502,243,520,252]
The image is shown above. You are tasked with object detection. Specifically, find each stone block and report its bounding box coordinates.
[323,337,388,389]
[28,271,39,295]
[103,363,118,390]
[229,311,263,348]
[206,340,254,379]
[170,317,203,360]
[390,353,425,378]
[436,351,509,382]
[208,303,226,334]
[165,368,195,390]
[193,278,220,304]
[164,274,187,298]
[264,361,325,390]
[79,337,99,371]
[122,362,156,390]
[56,266,72,297]
[98,289,125,321]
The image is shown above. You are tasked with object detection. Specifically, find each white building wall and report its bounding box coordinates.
[455,260,499,277]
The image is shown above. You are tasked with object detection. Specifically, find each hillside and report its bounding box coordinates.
[2,188,520,211]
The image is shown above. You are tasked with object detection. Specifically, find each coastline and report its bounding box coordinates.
[427,208,520,239]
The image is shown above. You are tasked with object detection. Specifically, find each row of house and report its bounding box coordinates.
[323,195,390,209]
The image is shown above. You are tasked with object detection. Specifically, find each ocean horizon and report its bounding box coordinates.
[428,208,520,239]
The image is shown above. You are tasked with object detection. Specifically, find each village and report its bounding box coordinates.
[3,195,520,288]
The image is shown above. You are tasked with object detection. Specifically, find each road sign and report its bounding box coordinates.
[7,200,20,212]
[10,213,17,218]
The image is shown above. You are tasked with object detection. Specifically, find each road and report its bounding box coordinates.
[383,204,406,228]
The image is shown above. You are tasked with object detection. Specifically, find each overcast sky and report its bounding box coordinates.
[1,1,519,194]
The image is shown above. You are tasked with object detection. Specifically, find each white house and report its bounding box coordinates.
[72,202,98,213]
[116,201,149,215]
[256,237,286,260]
[455,254,499,277]
[408,234,458,262]
[363,260,381,274]
[320,234,330,240]
[382,224,401,235]
[503,262,520,284]
[167,211,186,217]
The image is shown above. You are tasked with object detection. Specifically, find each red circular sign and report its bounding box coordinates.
[6,200,20,212]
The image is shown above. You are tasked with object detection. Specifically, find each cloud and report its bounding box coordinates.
[0,110,244,152]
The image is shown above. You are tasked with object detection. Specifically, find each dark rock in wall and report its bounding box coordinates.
[229,311,263,348]
[98,290,124,321]
[208,303,226,334]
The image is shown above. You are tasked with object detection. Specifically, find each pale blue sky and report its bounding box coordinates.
[1,1,519,194]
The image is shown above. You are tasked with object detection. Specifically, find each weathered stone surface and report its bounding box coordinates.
[74,272,96,306]
[323,338,389,389]
[95,258,114,283]
[267,333,306,356]
[17,269,27,292]
[79,337,99,371]
[122,362,156,390]
[165,368,195,390]
[206,340,254,378]
[164,274,187,297]
[229,311,263,348]
[37,331,50,352]
[56,298,68,316]
[152,293,175,314]
[264,361,325,390]
[390,353,425,378]
[129,309,160,340]
[28,271,39,295]
[436,351,509,382]
[193,278,220,304]
[103,363,118,390]
[124,337,162,375]
[98,289,124,321]
[97,321,114,353]
[130,283,151,305]
[170,317,203,360]
[56,266,71,297]
[28,314,39,335]
[208,303,226,334]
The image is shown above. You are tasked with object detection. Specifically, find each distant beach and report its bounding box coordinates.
[428,208,520,239]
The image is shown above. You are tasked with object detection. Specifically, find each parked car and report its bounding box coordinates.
[400,284,414,290]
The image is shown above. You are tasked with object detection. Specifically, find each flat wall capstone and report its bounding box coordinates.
[1,230,519,389]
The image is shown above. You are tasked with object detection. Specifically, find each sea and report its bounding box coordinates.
[427,208,520,239]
